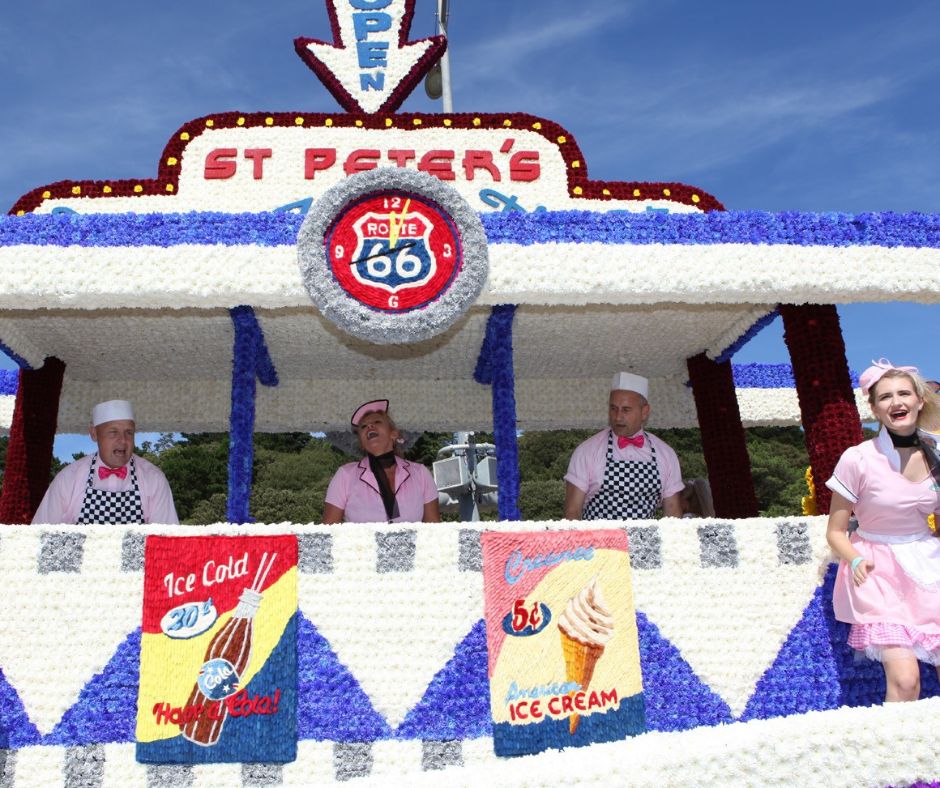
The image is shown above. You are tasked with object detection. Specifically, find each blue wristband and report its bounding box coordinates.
[850,556,864,573]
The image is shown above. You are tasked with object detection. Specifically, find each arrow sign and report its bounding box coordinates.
[295,0,447,114]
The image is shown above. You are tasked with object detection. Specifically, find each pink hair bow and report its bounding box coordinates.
[858,358,919,396]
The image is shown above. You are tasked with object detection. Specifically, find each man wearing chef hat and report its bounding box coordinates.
[32,399,179,524]
[564,372,684,520]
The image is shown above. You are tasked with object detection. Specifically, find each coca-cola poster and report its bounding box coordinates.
[136,535,298,763]
[481,529,646,757]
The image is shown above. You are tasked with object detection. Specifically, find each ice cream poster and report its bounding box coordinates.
[136,535,298,763]
[481,529,645,757]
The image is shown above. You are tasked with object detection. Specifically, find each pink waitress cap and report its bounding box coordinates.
[859,358,919,397]
[351,399,389,428]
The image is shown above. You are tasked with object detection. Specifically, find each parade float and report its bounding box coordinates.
[1,1,939,785]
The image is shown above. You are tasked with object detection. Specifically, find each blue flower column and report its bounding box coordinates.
[474,305,521,521]
[227,306,279,523]
[686,352,758,518]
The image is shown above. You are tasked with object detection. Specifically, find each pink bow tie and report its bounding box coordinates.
[98,465,127,480]
[617,434,645,449]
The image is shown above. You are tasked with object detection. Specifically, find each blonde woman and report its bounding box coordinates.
[322,400,440,524]
[826,359,940,701]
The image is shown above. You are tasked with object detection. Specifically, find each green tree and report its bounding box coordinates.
[253,439,352,493]
[514,429,592,520]
[234,436,355,524]
[138,432,177,457]
[517,429,592,482]
[187,492,227,525]
[518,479,568,521]
[249,487,328,524]
[746,427,810,516]
[405,432,453,466]
[156,434,229,521]
[254,432,313,453]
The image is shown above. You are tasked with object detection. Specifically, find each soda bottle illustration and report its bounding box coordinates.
[181,552,276,746]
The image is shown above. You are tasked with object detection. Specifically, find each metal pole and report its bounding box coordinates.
[454,430,479,521]
[437,0,453,113]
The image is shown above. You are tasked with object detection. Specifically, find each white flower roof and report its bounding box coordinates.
[1,113,927,432]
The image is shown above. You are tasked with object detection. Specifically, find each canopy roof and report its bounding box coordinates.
[0,209,918,433]
[3,108,936,434]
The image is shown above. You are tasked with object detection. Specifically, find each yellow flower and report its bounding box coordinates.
[801,466,817,516]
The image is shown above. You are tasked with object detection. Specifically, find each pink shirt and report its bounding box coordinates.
[325,456,438,523]
[826,428,940,537]
[564,429,683,506]
[32,453,179,525]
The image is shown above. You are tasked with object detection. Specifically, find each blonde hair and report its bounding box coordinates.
[868,369,940,433]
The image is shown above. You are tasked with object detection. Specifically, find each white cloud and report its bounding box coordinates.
[456,0,639,82]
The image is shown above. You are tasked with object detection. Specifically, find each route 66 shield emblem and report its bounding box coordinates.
[298,168,488,344]
[349,210,435,293]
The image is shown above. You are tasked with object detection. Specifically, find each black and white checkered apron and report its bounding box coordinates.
[76,455,145,525]
[582,430,662,520]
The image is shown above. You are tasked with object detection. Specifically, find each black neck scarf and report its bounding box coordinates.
[368,451,399,521]
[887,428,920,448]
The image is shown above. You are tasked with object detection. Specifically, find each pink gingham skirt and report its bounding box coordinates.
[848,621,940,665]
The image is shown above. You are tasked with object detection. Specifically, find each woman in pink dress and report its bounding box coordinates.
[322,399,440,524]
[826,359,940,701]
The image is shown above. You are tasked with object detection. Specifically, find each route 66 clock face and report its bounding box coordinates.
[297,168,488,345]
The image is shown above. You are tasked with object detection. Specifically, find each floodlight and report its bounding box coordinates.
[433,455,471,496]
[472,456,499,494]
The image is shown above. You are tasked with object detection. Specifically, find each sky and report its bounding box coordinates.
[2,0,939,457]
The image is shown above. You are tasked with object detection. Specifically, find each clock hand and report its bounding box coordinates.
[350,240,416,266]
[388,198,412,249]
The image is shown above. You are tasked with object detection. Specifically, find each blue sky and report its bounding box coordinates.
[2,0,939,457]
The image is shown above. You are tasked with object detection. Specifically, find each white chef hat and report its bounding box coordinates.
[92,400,135,426]
[611,372,649,399]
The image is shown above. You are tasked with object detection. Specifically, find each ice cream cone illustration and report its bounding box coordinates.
[557,577,614,734]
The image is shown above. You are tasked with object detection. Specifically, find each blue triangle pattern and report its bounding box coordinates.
[0,666,40,747]
[821,563,887,706]
[44,628,141,745]
[635,610,733,732]
[296,611,392,741]
[395,618,492,739]
[740,582,841,720]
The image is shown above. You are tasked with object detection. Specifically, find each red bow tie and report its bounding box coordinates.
[617,434,645,449]
[98,465,128,480]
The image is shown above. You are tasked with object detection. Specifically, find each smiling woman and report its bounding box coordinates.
[320,398,440,524]
[825,359,940,703]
